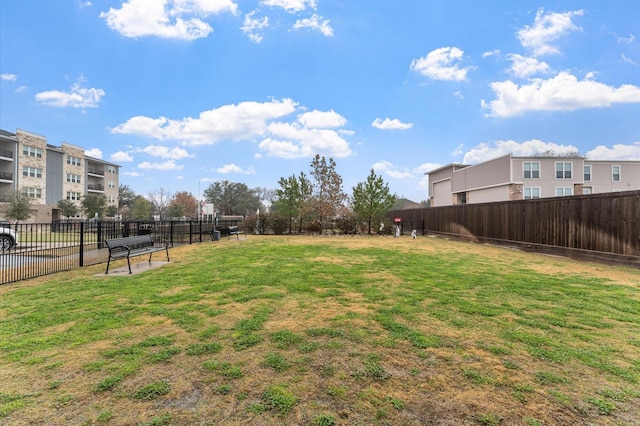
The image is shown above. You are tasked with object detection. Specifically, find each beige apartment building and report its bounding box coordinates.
[428,154,640,207]
[0,128,120,222]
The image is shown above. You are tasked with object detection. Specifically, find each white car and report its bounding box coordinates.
[0,223,18,251]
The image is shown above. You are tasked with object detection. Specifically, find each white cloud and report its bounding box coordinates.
[216,163,256,174]
[517,8,584,56]
[298,109,346,128]
[462,139,580,164]
[113,99,355,160]
[123,171,142,177]
[257,138,302,159]
[0,73,17,81]
[100,0,238,40]
[621,54,637,66]
[586,142,640,160]
[482,50,500,58]
[111,98,298,145]
[413,162,442,174]
[261,0,316,13]
[35,77,105,108]
[371,160,413,179]
[139,145,193,159]
[261,121,352,158]
[85,148,103,159]
[482,72,640,117]
[617,34,635,44]
[242,11,269,43]
[410,47,471,81]
[111,151,134,162]
[507,54,550,78]
[292,14,333,36]
[371,117,413,130]
[138,160,184,170]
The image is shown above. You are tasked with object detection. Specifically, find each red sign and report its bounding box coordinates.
[394,217,401,223]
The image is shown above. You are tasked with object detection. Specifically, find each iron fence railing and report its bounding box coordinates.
[0,220,236,285]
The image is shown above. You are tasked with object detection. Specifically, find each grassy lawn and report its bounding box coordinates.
[1,236,639,425]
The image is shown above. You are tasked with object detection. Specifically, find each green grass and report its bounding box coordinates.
[0,236,639,425]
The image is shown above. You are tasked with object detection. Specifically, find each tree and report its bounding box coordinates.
[273,175,301,233]
[2,189,32,222]
[118,184,137,219]
[131,195,152,220]
[352,169,396,234]
[105,205,119,218]
[148,188,173,220]
[272,172,313,233]
[81,194,107,219]
[309,155,347,232]
[118,184,137,209]
[203,180,261,216]
[169,191,197,219]
[57,199,79,219]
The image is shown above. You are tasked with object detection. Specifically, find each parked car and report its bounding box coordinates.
[0,224,19,251]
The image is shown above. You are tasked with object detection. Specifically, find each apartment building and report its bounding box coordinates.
[0,128,120,222]
[428,154,640,207]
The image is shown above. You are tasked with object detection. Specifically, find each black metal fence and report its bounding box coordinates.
[0,220,241,285]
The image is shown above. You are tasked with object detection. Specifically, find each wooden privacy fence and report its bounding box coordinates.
[389,190,640,267]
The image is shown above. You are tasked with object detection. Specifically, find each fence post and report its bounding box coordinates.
[79,222,84,267]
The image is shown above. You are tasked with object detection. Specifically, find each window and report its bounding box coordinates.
[612,165,621,182]
[22,166,42,178]
[23,145,43,158]
[66,173,81,183]
[66,191,81,201]
[582,187,592,195]
[108,195,116,203]
[556,187,573,196]
[26,187,42,198]
[523,162,540,179]
[108,180,116,189]
[583,165,591,182]
[555,162,572,179]
[67,155,81,166]
[524,187,540,199]
[107,165,117,174]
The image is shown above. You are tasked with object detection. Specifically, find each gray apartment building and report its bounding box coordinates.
[428,153,640,207]
[0,128,120,222]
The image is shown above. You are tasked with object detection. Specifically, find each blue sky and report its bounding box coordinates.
[1,0,639,203]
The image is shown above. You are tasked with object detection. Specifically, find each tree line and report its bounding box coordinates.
[1,155,398,233]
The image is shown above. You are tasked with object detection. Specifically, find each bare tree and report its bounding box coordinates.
[148,188,173,220]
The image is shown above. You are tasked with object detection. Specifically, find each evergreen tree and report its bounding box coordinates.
[352,169,396,234]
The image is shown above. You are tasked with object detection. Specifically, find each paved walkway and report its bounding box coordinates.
[95,261,169,276]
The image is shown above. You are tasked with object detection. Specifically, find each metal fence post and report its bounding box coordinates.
[79,221,84,267]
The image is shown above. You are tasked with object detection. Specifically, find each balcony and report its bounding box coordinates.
[0,149,14,161]
[0,171,13,183]
[87,184,104,192]
[87,168,105,177]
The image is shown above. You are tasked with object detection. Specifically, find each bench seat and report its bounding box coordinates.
[105,234,169,274]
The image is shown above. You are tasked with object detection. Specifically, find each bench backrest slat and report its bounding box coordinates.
[106,235,154,251]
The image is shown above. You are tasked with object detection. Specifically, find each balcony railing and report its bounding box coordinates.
[87,184,104,191]
[0,149,14,159]
[87,168,105,176]
[0,171,13,181]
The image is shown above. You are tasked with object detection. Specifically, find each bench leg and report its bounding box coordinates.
[106,258,112,274]
[127,257,132,274]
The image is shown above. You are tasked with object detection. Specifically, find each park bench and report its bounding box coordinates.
[228,225,246,240]
[104,234,169,274]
